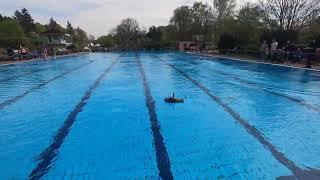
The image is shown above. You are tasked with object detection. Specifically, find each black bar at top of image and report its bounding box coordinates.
[28,58,119,180]
[0,61,94,111]
[135,54,174,180]
[153,55,320,179]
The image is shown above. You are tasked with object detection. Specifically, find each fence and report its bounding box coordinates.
[203,48,320,68]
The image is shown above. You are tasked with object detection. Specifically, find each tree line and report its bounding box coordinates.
[0,8,89,51]
[97,0,320,51]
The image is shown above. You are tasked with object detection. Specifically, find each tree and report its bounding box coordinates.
[97,35,116,47]
[213,0,236,21]
[1,10,90,50]
[299,17,320,43]
[47,18,63,31]
[213,0,236,43]
[66,21,75,36]
[73,27,89,48]
[14,8,35,33]
[147,26,162,41]
[115,18,140,47]
[0,19,27,48]
[235,3,268,49]
[169,2,216,42]
[35,23,46,33]
[66,22,90,49]
[170,6,193,41]
[0,14,12,22]
[191,2,215,41]
[238,4,266,27]
[260,0,320,31]
[217,33,237,50]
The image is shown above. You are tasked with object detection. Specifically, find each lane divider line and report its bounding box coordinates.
[152,55,320,179]
[0,61,95,110]
[28,58,119,180]
[171,55,320,113]
[0,56,91,83]
[0,67,53,83]
[136,54,174,180]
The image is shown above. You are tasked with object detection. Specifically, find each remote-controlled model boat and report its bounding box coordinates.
[165,93,184,103]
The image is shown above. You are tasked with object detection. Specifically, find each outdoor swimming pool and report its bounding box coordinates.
[0,52,319,179]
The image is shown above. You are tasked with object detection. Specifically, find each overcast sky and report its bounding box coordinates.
[0,0,255,37]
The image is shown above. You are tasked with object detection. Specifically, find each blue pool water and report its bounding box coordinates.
[0,52,319,179]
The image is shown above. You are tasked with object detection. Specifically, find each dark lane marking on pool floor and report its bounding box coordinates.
[185,53,320,84]
[208,69,320,113]
[171,55,320,113]
[28,58,119,180]
[0,67,54,83]
[136,54,174,180]
[153,55,320,179]
[0,56,91,83]
[0,61,94,111]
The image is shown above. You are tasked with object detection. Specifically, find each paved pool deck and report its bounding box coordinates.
[191,52,320,71]
[0,52,89,66]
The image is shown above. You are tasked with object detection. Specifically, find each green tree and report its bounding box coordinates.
[34,22,46,33]
[213,0,236,43]
[261,0,320,31]
[97,34,116,47]
[235,3,268,49]
[47,18,64,31]
[217,33,237,50]
[170,6,193,41]
[299,17,320,44]
[147,26,162,41]
[0,19,27,48]
[115,18,140,48]
[73,27,89,49]
[191,2,215,41]
[213,0,235,21]
[14,8,35,33]
[66,21,75,36]
[0,14,12,22]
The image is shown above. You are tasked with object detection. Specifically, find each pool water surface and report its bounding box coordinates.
[0,52,319,179]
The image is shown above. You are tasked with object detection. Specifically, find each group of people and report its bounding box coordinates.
[5,45,61,61]
[6,45,36,60]
[260,39,319,68]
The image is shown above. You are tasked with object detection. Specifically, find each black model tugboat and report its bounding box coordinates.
[165,93,184,103]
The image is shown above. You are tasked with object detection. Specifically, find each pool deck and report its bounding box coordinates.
[0,52,89,66]
[190,52,320,72]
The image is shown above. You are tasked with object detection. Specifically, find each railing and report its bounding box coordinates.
[201,48,320,69]
[48,39,71,45]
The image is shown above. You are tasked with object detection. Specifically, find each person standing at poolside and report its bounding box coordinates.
[260,40,267,59]
[286,41,296,62]
[295,48,303,63]
[53,48,57,59]
[266,45,270,59]
[270,39,278,61]
[285,41,291,62]
[304,40,317,68]
[43,48,48,59]
[277,46,286,64]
